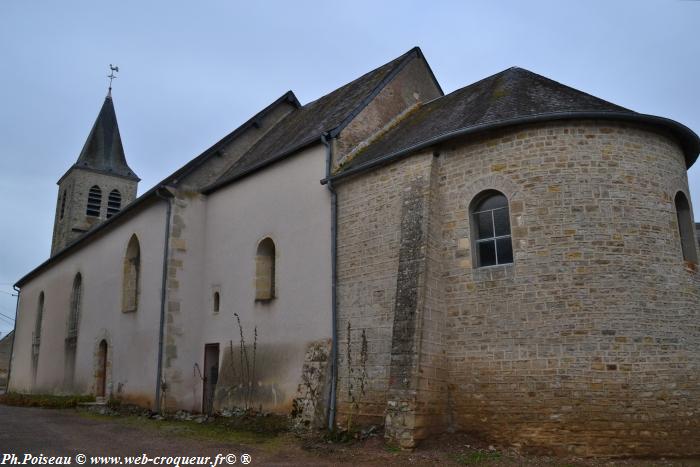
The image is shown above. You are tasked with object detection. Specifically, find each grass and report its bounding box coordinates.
[383,444,402,453]
[78,411,287,452]
[454,451,502,465]
[0,392,95,409]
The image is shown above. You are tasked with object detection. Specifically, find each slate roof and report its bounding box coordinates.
[69,95,139,181]
[204,47,435,192]
[337,67,700,176]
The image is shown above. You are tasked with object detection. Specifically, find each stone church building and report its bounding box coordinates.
[8,48,700,456]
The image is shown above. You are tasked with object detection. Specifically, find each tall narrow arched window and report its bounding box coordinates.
[86,185,102,217]
[34,292,44,346]
[59,190,67,220]
[471,190,513,267]
[33,292,44,369]
[675,192,698,263]
[107,189,122,219]
[213,291,220,313]
[255,238,276,301]
[122,235,141,312]
[67,273,82,342]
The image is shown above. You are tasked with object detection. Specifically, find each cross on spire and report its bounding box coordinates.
[107,64,119,97]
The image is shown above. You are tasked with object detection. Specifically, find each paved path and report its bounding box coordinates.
[0,405,271,464]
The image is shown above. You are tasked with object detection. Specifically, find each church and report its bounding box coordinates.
[8,48,700,456]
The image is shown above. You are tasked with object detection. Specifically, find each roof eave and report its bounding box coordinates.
[14,186,170,288]
[56,164,141,185]
[202,136,322,194]
[164,91,300,186]
[325,111,700,184]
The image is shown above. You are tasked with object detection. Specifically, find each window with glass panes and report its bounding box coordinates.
[472,191,513,267]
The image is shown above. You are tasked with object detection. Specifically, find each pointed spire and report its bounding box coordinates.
[73,95,139,180]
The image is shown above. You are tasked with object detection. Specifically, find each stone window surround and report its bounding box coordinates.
[461,174,520,272]
[471,190,513,268]
[211,285,221,313]
[255,237,276,302]
[122,235,140,313]
[675,190,699,264]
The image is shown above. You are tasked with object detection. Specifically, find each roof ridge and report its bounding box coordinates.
[506,67,634,113]
[302,47,420,110]
[206,47,431,192]
[328,47,422,137]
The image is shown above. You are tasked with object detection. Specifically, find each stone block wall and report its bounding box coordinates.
[333,54,442,171]
[439,121,699,456]
[336,151,448,440]
[52,169,138,255]
[335,120,700,456]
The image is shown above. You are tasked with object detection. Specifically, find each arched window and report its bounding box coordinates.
[122,235,141,312]
[67,273,82,342]
[107,189,122,219]
[59,190,67,220]
[34,292,44,345]
[471,190,513,267]
[33,292,44,368]
[96,340,108,397]
[86,185,102,217]
[255,238,276,301]
[675,192,698,263]
[213,291,220,313]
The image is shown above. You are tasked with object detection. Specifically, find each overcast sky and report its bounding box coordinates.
[1,0,698,336]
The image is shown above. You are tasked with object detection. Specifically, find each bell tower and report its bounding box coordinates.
[51,72,139,255]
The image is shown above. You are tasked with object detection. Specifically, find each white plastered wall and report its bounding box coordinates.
[184,145,333,412]
[10,201,168,408]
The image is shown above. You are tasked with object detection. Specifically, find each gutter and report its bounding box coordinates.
[321,133,339,431]
[322,111,700,185]
[5,286,20,392]
[154,187,174,412]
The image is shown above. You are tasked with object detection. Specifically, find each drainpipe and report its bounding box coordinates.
[321,133,338,431]
[5,285,20,392]
[154,187,174,412]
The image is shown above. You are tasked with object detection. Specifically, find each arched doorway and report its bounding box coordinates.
[96,340,108,398]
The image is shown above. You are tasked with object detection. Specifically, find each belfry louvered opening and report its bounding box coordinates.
[86,185,102,217]
[107,189,122,219]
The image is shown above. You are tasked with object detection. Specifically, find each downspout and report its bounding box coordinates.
[5,285,20,392]
[154,187,174,412]
[321,133,338,431]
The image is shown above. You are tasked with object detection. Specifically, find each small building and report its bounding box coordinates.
[0,331,14,389]
[8,48,700,456]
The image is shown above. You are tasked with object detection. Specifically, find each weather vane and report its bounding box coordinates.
[107,64,119,95]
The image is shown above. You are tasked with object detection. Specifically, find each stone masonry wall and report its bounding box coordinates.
[333,56,442,172]
[439,121,700,456]
[52,169,138,255]
[336,119,700,456]
[335,151,447,438]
